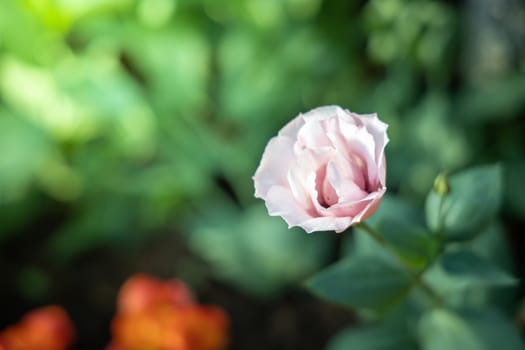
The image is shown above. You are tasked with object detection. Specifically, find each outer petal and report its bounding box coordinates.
[253,136,296,198]
[278,113,305,138]
[378,153,387,187]
[302,105,344,123]
[296,118,332,151]
[300,216,353,233]
[329,192,375,218]
[351,186,386,223]
[264,186,314,228]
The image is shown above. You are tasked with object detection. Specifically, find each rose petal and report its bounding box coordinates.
[336,119,382,190]
[302,105,343,123]
[351,187,386,223]
[315,164,338,207]
[326,159,367,202]
[264,185,314,227]
[253,136,296,198]
[296,118,332,151]
[278,113,305,138]
[330,195,373,218]
[300,216,353,233]
[287,148,332,213]
[352,112,389,183]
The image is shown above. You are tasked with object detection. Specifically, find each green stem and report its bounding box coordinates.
[356,222,444,306]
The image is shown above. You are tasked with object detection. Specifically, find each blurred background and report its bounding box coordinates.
[0,0,525,349]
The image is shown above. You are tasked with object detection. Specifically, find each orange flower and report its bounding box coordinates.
[0,337,9,350]
[117,274,194,314]
[0,305,75,350]
[107,274,229,350]
[183,307,229,350]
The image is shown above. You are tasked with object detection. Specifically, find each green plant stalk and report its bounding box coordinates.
[356,222,444,306]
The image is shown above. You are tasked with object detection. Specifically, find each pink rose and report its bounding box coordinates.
[253,106,388,233]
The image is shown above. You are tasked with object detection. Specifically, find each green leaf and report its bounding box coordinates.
[461,308,525,350]
[425,164,503,240]
[421,224,517,309]
[327,322,416,350]
[418,309,484,350]
[418,308,525,350]
[347,196,439,270]
[440,250,517,287]
[505,160,525,219]
[305,255,412,310]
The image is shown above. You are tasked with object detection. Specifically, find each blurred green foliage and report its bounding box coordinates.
[0,0,524,303]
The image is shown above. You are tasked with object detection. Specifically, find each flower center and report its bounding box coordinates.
[315,165,338,208]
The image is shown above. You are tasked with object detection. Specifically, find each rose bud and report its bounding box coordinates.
[253,105,388,233]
